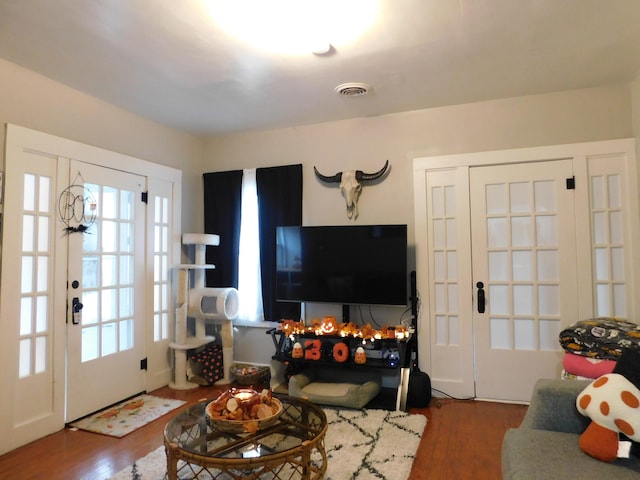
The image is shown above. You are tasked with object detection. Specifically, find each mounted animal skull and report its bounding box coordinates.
[313,160,389,219]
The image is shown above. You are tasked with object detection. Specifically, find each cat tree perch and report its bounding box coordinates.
[169,233,239,390]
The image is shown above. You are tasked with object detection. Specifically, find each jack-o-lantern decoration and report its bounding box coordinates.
[332,341,350,363]
[304,339,322,360]
[320,316,339,335]
[292,342,304,359]
[354,346,367,364]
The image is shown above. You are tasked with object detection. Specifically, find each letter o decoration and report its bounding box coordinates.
[332,341,349,363]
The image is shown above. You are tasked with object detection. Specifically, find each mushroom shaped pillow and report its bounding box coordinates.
[576,349,640,462]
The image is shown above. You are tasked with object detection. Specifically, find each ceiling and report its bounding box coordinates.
[1,0,640,135]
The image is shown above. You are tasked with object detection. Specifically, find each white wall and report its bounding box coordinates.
[203,84,634,365]
[0,58,204,233]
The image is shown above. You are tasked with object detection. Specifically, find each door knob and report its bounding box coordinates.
[476,281,485,314]
[72,297,83,324]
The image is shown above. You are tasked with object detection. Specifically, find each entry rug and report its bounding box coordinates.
[70,394,186,438]
[110,407,427,480]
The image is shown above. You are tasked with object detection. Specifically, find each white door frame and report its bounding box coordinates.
[413,138,640,399]
[0,124,182,454]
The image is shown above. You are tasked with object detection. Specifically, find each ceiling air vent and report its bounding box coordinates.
[334,82,371,97]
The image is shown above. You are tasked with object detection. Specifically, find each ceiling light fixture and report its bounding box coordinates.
[205,0,380,55]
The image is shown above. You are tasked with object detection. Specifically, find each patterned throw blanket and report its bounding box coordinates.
[559,318,640,360]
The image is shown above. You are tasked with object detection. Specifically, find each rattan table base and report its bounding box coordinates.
[164,397,327,480]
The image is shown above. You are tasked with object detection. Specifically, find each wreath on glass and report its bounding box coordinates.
[57,173,97,234]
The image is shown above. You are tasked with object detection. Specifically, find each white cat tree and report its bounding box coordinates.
[169,233,239,390]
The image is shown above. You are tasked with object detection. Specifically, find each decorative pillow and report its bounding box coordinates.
[576,349,640,462]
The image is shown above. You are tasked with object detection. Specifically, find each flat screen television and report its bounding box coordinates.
[275,224,408,306]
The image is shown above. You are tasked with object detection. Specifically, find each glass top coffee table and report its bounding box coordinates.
[164,396,327,480]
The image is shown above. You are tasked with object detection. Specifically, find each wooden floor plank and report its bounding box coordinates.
[0,386,527,480]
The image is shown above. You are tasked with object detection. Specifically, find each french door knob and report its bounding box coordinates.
[476,281,485,314]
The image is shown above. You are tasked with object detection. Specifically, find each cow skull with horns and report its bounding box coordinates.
[313,160,389,219]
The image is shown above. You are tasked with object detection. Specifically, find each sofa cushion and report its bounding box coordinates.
[502,428,640,479]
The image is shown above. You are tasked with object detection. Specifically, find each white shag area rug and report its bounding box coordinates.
[110,407,427,480]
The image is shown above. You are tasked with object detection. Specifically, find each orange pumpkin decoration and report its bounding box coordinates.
[321,316,339,335]
[332,341,349,362]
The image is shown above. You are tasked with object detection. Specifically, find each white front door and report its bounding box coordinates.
[470,160,578,401]
[66,160,147,421]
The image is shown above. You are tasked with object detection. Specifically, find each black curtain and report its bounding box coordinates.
[256,164,303,322]
[203,170,243,288]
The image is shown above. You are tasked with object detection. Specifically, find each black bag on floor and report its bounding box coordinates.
[408,362,432,408]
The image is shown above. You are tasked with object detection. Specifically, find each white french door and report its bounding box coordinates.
[413,139,640,402]
[66,160,147,421]
[470,160,578,401]
[0,125,181,455]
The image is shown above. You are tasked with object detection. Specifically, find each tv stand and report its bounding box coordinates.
[267,327,410,410]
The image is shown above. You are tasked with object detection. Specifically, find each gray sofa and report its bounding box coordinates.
[502,378,640,479]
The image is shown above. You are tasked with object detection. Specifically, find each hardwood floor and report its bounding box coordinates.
[0,385,527,480]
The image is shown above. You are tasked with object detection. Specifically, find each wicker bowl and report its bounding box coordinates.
[230,363,270,386]
[205,397,283,434]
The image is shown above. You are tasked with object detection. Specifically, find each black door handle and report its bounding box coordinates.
[476,282,485,314]
[72,297,83,324]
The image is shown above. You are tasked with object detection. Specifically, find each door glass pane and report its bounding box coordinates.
[19,339,31,378]
[102,221,117,252]
[434,251,444,279]
[538,285,560,315]
[120,190,134,220]
[102,187,118,219]
[490,318,510,349]
[35,336,47,374]
[82,291,99,325]
[101,289,117,320]
[432,186,443,216]
[509,182,530,213]
[120,287,133,317]
[591,176,605,209]
[102,255,117,287]
[539,319,560,351]
[101,323,117,356]
[38,176,50,213]
[514,319,535,350]
[23,174,35,210]
[447,251,457,280]
[511,217,532,247]
[21,256,33,293]
[433,219,444,248]
[534,181,555,212]
[512,251,532,281]
[120,255,134,284]
[489,285,509,314]
[594,248,608,281]
[120,222,134,252]
[119,319,134,350]
[610,211,623,243]
[446,219,456,248]
[513,285,533,315]
[611,247,624,280]
[82,326,99,362]
[20,298,32,335]
[38,217,49,251]
[613,284,626,317]
[537,250,558,281]
[36,256,48,291]
[486,184,505,214]
[36,296,48,332]
[83,223,99,252]
[535,216,557,246]
[489,251,508,281]
[436,315,447,345]
[83,256,99,288]
[608,175,621,208]
[449,316,459,345]
[22,215,35,251]
[487,218,507,247]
